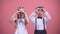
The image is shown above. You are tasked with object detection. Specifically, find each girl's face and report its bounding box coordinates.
[17,12,25,19]
[18,7,25,12]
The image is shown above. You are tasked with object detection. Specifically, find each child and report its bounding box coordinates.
[10,6,29,34]
[29,6,51,34]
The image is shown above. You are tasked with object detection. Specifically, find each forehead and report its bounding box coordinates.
[18,12,24,14]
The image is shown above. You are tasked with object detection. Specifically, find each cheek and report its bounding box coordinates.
[40,12,45,17]
[40,12,43,14]
[22,15,25,18]
[36,11,43,15]
[37,11,40,14]
[21,9,25,10]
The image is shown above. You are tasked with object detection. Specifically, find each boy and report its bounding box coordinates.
[29,6,51,34]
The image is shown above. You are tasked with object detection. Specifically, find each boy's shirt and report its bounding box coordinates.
[29,11,51,30]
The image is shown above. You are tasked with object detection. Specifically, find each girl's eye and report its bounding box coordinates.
[22,7,24,8]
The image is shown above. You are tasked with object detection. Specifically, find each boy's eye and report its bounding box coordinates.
[37,9,40,11]
[41,9,43,11]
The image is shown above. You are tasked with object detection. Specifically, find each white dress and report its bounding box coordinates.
[15,19,28,34]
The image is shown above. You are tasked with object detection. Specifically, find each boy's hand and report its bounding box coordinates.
[35,9,38,13]
[42,9,47,18]
[43,8,46,12]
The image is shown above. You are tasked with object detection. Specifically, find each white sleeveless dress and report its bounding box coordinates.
[15,19,28,34]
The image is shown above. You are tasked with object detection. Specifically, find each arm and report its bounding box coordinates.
[10,12,17,23]
[25,13,29,23]
[29,12,36,23]
[44,11,51,23]
[10,10,24,22]
[23,12,29,23]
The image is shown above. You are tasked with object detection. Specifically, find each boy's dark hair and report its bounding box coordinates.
[35,6,44,9]
[35,6,44,12]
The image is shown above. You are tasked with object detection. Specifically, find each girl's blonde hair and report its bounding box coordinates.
[17,6,24,11]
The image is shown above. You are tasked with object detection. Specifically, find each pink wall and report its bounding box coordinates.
[0,0,60,34]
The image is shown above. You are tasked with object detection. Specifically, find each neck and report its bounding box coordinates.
[38,14,42,17]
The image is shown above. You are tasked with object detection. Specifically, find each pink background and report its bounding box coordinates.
[0,0,60,34]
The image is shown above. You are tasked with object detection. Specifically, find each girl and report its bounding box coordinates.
[10,6,29,34]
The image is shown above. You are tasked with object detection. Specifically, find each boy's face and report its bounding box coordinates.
[36,8,44,16]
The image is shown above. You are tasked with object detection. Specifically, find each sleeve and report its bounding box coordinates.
[44,11,51,23]
[29,12,36,23]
